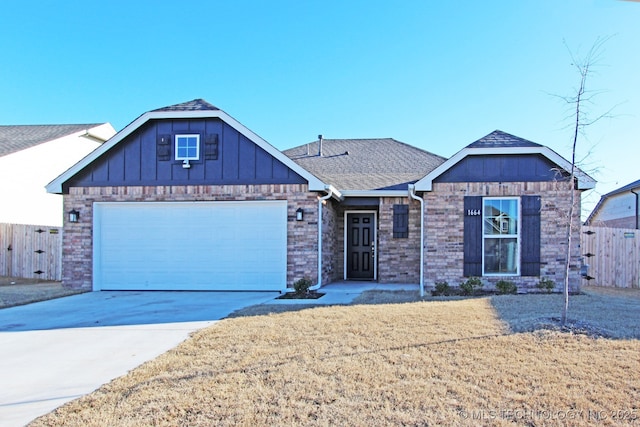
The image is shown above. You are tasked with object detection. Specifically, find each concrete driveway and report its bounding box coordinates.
[0,290,279,427]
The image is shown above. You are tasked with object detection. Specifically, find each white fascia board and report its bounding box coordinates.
[537,146,595,190]
[414,146,596,192]
[414,148,468,192]
[46,110,328,194]
[340,190,409,198]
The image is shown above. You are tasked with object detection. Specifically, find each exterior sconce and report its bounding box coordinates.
[68,209,80,223]
[296,208,304,221]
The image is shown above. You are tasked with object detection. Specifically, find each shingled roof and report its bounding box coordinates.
[467,130,542,148]
[152,98,220,112]
[284,138,446,191]
[0,124,102,158]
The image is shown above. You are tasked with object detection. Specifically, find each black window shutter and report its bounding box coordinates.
[463,196,483,277]
[393,204,409,238]
[521,195,541,276]
[204,134,219,160]
[156,134,172,161]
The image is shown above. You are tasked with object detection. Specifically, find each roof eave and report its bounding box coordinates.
[340,189,409,197]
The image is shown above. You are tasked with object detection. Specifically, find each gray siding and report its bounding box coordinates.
[66,118,305,189]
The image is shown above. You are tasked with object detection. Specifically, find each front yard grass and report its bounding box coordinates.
[0,276,84,308]
[32,287,640,426]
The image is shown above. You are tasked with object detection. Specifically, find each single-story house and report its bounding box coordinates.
[46,99,594,293]
[0,123,115,226]
[585,179,640,229]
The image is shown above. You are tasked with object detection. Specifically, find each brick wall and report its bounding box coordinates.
[377,197,421,283]
[424,181,583,293]
[62,184,319,290]
[321,199,340,285]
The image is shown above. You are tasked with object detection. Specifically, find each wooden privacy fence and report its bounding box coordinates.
[0,223,62,281]
[581,226,640,288]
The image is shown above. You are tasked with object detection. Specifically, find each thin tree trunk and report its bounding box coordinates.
[562,62,588,326]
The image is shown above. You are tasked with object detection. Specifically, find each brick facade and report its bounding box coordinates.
[377,197,421,284]
[62,184,319,290]
[324,198,421,285]
[320,199,340,285]
[62,181,584,294]
[424,181,583,293]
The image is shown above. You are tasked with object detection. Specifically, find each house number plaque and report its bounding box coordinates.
[466,209,481,216]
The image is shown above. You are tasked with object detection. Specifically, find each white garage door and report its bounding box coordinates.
[93,201,287,291]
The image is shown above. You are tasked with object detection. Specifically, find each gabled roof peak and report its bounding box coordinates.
[467,130,542,149]
[47,102,328,194]
[415,131,595,191]
[152,98,219,112]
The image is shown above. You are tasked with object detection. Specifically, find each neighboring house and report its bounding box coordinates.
[46,99,594,293]
[585,179,640,229]
[0,123,116,226]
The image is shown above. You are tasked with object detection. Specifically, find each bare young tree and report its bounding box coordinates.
[557,36,615,325]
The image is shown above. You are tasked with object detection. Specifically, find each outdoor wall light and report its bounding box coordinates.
[68,209,80,223]
[296,208,304,221]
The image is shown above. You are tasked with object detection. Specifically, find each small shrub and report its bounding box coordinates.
[536,277,555,293]
[432,281,451,296]
[495,279,517,295]
[293,277,313,294]
[460,277,483,296]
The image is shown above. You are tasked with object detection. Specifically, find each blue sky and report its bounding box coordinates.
[1,1,638,215]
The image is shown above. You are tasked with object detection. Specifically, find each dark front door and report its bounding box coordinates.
[346,212,376,280]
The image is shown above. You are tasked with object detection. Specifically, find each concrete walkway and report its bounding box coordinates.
[0,283,417,426]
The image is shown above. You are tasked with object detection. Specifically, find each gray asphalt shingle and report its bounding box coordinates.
[284,138,446,191]
[152,99,220,112]
[466,130,542,148]
[0,124,102,158]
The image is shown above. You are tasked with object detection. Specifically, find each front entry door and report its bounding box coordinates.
[346,212,376,280]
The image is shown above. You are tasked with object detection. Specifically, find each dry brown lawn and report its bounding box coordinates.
[0,276,84,308]
[31,287,640,426]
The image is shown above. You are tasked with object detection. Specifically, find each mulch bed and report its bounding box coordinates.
[276,292,325,300]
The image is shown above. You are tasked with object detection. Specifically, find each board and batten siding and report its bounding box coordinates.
[66,118,306,189]
[435,154,569,184]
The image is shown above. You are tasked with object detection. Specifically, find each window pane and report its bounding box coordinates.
[175,135,199,160]
[484,199,518,235]
[484,237,518,274]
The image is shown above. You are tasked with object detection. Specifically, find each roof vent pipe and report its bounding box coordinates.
[318,134,323,157]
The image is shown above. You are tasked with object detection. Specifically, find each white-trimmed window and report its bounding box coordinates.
[483,197,519,275]
[175,134,200,161]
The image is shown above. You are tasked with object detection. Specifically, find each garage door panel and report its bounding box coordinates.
[94,201,287,291]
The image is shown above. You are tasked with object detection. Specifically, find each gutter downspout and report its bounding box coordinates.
[408,184,425,297]
[81,130,109,143]
[631,190,639,230]
[311,187,334,291]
